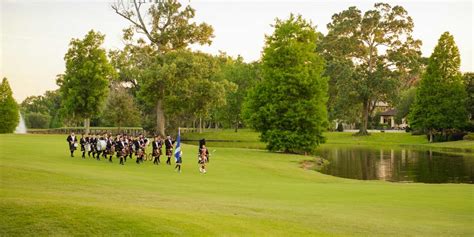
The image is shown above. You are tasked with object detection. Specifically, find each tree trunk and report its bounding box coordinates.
[199,116,202,133]
[84,118,90,135]
[156,99,165,136]
[358,99,370,135]
[234,121,238,133]
[428,129,433,143]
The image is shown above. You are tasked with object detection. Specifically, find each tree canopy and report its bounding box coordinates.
[214,57,260,132]
[321,3,422,135]
[112,0,214,136]
[463,72,474,121]
[409,32,468,141]
[102,85,141,129]
[244,14,328,154]
[0,78,19,133]
[137,50,235,133]
[58,30,115,134]
[21,89,63,128]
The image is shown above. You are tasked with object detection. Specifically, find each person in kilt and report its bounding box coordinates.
[152,136,163,165]
[165,135,174,165]
[79,134,87,159]
[199,145,208,174]
[66,132,77,157]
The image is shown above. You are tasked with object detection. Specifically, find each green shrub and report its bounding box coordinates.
[25,112,51,129]
[428,129,466,142]
[464,133,474,141]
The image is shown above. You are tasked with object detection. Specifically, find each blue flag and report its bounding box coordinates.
[174,128,181,162]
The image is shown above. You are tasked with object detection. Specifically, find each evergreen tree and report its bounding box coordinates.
[102,86,141,130]
[58,30,115,134]
[409,32,468,142]
[0,78,20,133]
[463,72,474,121]
[244,14,328,154]
[394,87,416,124]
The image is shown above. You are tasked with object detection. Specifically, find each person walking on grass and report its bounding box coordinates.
[88,134,95,158]
[199,145,208,174]
[152,136,163,165]
[174,129,182,172]
[165,135,174,165]
[66,132,77,157]
[79,134,87,159]
[116,136,126,165]
[106,135,114,163]
[135,135,146,164]
[91,134,98,159]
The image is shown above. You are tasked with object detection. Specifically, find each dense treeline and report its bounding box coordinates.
[19,0,473,150]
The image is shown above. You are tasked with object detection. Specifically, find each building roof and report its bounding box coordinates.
[379,109,397,116]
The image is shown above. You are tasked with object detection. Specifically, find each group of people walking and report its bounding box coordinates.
[66,132,210,173]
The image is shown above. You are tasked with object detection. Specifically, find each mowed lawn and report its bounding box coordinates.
[183,129,474,150]
[0,134,473,236]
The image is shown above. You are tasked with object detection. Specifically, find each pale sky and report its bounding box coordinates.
[1,0,473,102]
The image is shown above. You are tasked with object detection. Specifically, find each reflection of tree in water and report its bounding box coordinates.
[320,148,378,180]
[414,150,471,183]
[317,147,474,183]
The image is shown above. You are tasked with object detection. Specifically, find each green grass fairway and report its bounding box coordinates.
[1,134,473,236]
[183,129,474,150]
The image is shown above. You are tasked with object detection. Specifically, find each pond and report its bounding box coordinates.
[315,147,474,184]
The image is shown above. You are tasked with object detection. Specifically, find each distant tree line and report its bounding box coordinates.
[17,0,473,150]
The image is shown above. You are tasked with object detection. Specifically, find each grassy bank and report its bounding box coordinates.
[182,129,474,150]
[1,134,473,236]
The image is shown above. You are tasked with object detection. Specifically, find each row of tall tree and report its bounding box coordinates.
[14,1,473,151]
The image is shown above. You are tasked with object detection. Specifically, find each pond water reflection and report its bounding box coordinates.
[315,147,474,183]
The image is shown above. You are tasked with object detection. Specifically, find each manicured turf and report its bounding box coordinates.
[183,129,474,150]
[0,134,473,236]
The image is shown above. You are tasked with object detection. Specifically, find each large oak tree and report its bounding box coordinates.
[111,0,213,136]
[321,3,422,135]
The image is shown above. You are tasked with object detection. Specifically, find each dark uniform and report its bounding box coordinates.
[127,138,134,160]
[165,137,174,165]
[106,138,114,162]
[80,136,86,158]
[135,139,145,164]
[66,134,77,157]
[152,139,162,165]
[87,136,93,157]
[90,136,97,158]
[116,139,126,165]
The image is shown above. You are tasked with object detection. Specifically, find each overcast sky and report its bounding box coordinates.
[1,0,473,102]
